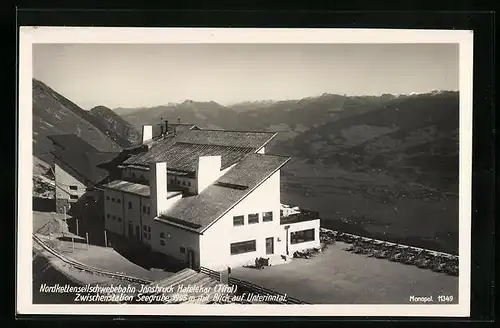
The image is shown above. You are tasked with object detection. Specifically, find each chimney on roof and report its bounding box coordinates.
[177,117,181,123]
[150,162,168,217]
[196,156,222,194]
[165,120,169,135]
[149,161,182,217]
[159,118,164,136]
[141,125,153,144]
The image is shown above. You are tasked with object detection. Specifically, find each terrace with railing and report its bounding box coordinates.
[280,209,320,225]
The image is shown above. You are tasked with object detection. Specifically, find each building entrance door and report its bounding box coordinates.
[128,222,133,238]
[266,237,274,255]
[187,249,195,269]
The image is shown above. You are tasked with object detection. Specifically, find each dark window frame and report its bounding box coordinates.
[69,195,78,200]
[233,215,244,226]
[128,202,132,209]
[230,240,257,255]
[263,211,273,222]
[69,185,78,191]
[248,213,259,224]
[290,229,316,244]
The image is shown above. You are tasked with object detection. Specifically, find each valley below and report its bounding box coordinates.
[280,158,458,255]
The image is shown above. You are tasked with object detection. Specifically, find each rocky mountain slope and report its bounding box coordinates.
[89,106,142,147]
[32,79,124,164]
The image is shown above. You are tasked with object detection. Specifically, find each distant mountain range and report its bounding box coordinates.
[32,78,458,192]
[273,91,459,192]
[116,91,458,191]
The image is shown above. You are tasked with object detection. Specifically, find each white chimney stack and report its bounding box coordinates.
[149,162,168,217]
[196,156,222,193]
[142,125,153,144]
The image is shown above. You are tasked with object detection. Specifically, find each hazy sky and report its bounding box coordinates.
[33,43,459,110]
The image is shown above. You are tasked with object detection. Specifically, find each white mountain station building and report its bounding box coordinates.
[102,122,320,270]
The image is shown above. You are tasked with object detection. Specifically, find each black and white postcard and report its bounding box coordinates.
[17,27,473,317]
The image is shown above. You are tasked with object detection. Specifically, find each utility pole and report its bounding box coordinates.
[86,232,89,250]
[76,218,79,236]
[63,206,67,237]
[71,236,75,253]
[104,230,108,247]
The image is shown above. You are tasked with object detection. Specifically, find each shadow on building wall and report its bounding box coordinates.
[56,190,107,247]
[108,233,188,273]
[33,197,56,212]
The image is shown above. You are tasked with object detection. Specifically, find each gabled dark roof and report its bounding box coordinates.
[174,129,277,149]
[121,129,277,169]
[102,179,182,198]
[49,134,121,185]
[48,134,100,154]
[123,142,255,174]
[157,153,290,233]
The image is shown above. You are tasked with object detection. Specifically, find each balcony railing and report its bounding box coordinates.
[280,209,320,225]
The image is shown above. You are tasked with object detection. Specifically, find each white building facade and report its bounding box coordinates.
[102,125,320,271]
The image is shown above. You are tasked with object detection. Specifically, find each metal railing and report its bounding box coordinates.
[321,228,458,259]
[33,234,153,285]
[199,266,222,281]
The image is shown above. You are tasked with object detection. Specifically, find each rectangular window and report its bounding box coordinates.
[180,247,186,254]
[188,181,191,187]
[147,207,150,214]
[248,213,259,224]
[70,195,78,200]
[143,232,148,238]
[160,240,165,246]
[160,232,165,238]
[111,197,115,202]
[117,217,122,222]
[128,202,132,209]
[148,226,151,232]
[106,196,110,200]
[69,185,78,190]
[106,214,110,218]
[112,215,116,221]
[148,233,151,240]
[263,211,273,222]
[233,215,244,226]
[143,225,147,231]
[230,240,256,255]
[142,205,146,213]
[290,229,315,244]
[117,199,121,204]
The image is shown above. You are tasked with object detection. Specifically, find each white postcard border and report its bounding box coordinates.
[17,27,473,317]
